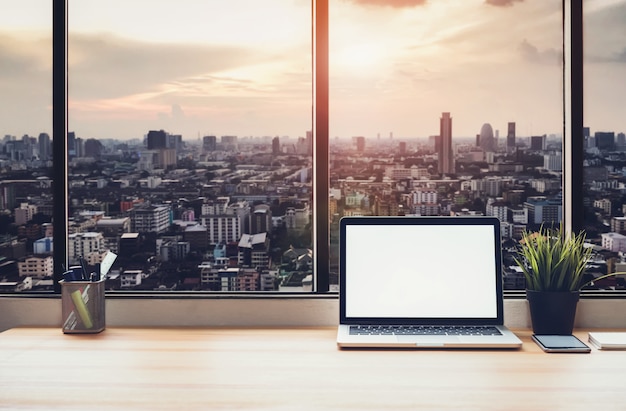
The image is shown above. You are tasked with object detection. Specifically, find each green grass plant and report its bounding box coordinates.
[515,224,615,291]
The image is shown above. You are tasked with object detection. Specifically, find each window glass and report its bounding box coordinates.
[583,0,626,290]
[329,0,564,290]
[0,1,53,293]
[68,0,313,291]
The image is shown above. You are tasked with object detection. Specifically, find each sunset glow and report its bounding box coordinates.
[1,0,625,140]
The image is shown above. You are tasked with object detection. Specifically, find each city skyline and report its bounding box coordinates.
[1,0,625,140]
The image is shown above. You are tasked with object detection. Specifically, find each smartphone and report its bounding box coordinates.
[532,334,591,353]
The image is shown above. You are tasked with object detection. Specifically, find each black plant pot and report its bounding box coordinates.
[526,290,580,335]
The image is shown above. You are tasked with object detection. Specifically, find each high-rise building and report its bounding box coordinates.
[130,205,171,234]
[582,127,592,149]
[168,134,182,151]
[238,232,270,268]
[617,133,626,149]
[530,135,546,151]
[68,232,105,264]
[506,122,516,151]
[74,137,84,157]
[305,130,313,155]
[119,233,141,260]
[544,152,562,171]
[272,137,280,155]
[595,132,615,151]
[18,256,54,278]
[611,216,626,234]
[203,135,217,152]
[221,136,238,151]
[202,215,243,244]
[84,138,103,159]
[251,204,272,234]
[38,133,51,161]
[355,136,365,153]
[67,131,75,157]
[438,112,454,174]
[14,203,37,225]
[33,237,54,254]
[523,196,562,226]
[147,130,168,150]
[0,184,16,210]
[479,123,495,152]
[399,141,406,155]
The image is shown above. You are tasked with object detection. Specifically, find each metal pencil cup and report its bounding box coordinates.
[61,279,106,333]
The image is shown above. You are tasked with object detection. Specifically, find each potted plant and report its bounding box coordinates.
[514,224,618,335]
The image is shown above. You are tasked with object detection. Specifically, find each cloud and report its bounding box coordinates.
[157,104,185,122]
[64,32,312,139]
[0,33,50,79]
[68,33,266,100]
[344,0,427,8]
[518,39,561,65]
[584,2,626,64]
[485,0,523,6]
[0,33,52,135]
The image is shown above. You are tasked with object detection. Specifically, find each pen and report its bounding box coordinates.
[79,256,89,281]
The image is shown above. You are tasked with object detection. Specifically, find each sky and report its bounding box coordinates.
[0,0,625,141]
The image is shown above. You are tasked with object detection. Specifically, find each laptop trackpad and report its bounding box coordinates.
[397,335,461,345]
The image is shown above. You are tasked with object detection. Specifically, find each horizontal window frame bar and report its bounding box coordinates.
[4,290,626,300]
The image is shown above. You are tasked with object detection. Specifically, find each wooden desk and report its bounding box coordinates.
[1,328,625,410]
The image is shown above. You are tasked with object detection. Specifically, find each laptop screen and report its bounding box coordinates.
[340,216,504,324]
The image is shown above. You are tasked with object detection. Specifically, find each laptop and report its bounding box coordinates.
[337,215,522,349]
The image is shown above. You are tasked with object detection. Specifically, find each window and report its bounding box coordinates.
[0,1,53,292]
[329,0,564,290]
[66,0,313,292]
[1,1,624,296]
[582,0,626,290]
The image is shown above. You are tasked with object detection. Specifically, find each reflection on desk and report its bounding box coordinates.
[0,328,625,410]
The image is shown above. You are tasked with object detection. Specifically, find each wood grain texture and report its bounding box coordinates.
[1,327,625,410]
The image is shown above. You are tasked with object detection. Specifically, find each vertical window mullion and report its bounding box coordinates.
[314,0,330,292]
[52,0,68,293]
[569,0,584,233]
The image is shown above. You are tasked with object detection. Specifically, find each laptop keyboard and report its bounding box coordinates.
[349,325,502,336]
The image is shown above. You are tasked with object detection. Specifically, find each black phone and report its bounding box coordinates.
[532,334,591,353]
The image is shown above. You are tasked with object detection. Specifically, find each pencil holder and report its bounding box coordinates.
[60,279,106,333]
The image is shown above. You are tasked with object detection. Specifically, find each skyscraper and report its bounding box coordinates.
[507,122,516,151]
[67,131,76,158]
[438,112,454,175]
[84,138,103,159]
[203,135,217,152]
[355,136,365,153]
[530,135,547,151]
[147,130,168,150]
[595,131,615,151]
[272,137,280,155]
[38,133,51,161]
[479,123,495,152]
[399,141,406,155]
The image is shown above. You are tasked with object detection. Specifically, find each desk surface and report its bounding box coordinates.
[1,327,625,411]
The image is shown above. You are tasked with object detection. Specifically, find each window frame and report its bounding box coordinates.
[568,0,584,234]
[50,0,327,294]
[52,0,68,293]
[39,0,624,298]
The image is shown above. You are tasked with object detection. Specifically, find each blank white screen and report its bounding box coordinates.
[344,223,498,319]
